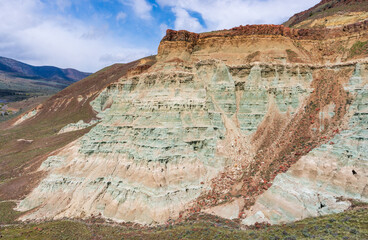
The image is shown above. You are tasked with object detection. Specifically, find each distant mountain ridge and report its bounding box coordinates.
[0,56,92,103]
[0,56,91,84]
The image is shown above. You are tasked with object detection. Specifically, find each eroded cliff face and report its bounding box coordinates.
[17,23,368,225]
[242,63,368,225]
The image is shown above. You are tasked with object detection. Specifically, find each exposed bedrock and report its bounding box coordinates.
[17,60,368,225]
[242,63,368,225]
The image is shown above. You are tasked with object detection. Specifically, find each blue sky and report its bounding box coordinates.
[0,0,320,72]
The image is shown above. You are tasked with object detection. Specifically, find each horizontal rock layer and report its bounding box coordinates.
[163,21,368,42]
[158,22,368,67]
[18,60,367,225]
[17,18,368,225]
[17,61,313,223]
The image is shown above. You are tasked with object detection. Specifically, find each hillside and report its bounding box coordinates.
[0,56,90,102]
[284,0,368,28]
[0,56,90,84]
[0,56,91,121]
[0,0,367,237]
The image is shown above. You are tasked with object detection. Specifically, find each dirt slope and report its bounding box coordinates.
[284,0,368,28]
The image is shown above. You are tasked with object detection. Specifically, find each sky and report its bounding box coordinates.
[0,0,320,72]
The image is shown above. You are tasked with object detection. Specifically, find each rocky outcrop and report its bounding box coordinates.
[13,108,39,126]
[15,7,368,226]
[17,59,368,225]
[159,21,368,65]
[162,29,200,42]
[57,119,99,134]
[161,21,368,43]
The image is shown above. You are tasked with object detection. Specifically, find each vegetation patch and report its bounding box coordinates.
[348,41,368,58]
[286,49,300,62]
[246,51,260,62]
[0,208,367,239]
[0,201,22,225]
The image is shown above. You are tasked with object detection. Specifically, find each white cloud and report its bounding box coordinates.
[0,0,42,32]
[99,49,152,63]
[172,7,204,32]
[55,0,72,11]
[119,0,153,20]
[0,0,152,72]
[116,11,127,22]
[157,0,320,31]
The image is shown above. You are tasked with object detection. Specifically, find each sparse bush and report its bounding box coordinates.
[302,229,311,237]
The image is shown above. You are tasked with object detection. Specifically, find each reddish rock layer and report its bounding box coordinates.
[162,29,200,42]
[162,21,368,44]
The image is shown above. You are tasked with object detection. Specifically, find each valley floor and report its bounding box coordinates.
[0,201,367,240]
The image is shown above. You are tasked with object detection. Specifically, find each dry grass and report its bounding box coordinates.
[0,204,367,239]
[284,0,368,28]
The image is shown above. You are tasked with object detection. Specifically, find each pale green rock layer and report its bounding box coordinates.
[17,61,367,225]
[58,119,99,134]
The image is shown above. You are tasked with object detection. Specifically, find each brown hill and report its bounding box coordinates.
[0,56,90,86]
[284,0,368,28]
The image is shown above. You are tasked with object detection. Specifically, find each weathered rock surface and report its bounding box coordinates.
[13,108,39,126]
[242,63,368,225]
[57,119,99,134]
[16,10,368,226]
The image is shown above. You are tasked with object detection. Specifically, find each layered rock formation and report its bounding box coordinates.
[243,63,368,225]
[15,3,368,226]
[284,0,368,28]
